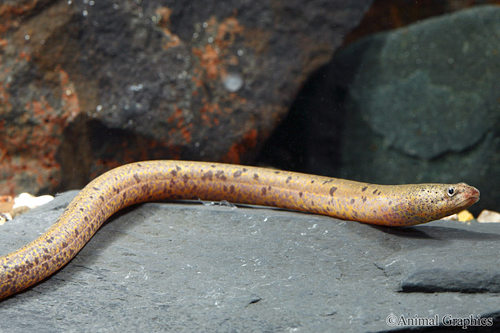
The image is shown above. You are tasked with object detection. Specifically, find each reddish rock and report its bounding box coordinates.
[0,0,372,194]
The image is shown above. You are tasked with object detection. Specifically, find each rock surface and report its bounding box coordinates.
[0,0,372,195]
[337,5,500,160]
[0,192,499,331]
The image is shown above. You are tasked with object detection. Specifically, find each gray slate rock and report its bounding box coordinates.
[0,192,499,331]
[402,269,500,293]
[331,5,500,214]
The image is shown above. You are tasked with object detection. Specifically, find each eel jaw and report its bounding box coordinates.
[455,186,480,210]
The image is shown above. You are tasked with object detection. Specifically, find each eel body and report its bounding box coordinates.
[0,160,479,299]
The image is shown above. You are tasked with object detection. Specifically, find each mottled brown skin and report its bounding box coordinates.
[0,161,480,299]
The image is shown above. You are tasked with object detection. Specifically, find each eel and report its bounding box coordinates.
[0,160,480,299]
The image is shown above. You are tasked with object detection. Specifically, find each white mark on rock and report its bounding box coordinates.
[223,73,243,92]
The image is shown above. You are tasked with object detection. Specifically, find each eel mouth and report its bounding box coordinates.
[457,186,480,208]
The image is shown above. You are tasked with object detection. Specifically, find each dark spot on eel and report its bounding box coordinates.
[261,187,267,195]
[362,186,368,192]
[234,170,242,178]
[215,171,226,181]
[133,174,141,183]
[204,171,214,181]
[329,186,337,196]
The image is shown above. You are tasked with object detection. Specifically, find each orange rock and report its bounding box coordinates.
[457,210,474,222]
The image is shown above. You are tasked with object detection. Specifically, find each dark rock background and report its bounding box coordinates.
[0,192,499,331]
[0,0,373,194]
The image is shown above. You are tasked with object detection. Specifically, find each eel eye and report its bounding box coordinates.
[447,187,456,197]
